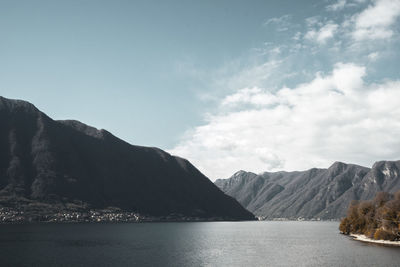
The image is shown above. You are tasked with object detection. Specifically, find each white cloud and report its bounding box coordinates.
[326,0,347,11]
[263,15,292,32]
[292,31,302,41]
[169,0,400,181]
[221,87,278,107]
[305,22,339,44]
[367,52,379,61]
[305,16,321,27]
[170,63,400,180]
[352,0,400,40]
[264,14,291,25]
[213,60,282,92]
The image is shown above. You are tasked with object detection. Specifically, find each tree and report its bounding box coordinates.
[340,190,400,241]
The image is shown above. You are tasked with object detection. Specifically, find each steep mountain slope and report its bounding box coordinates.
[0,96,254,221]
[215,161,400,219]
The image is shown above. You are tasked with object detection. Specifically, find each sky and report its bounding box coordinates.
[1,0,400,180]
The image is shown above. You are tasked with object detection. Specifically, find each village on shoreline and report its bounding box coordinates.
[0,207,243,223]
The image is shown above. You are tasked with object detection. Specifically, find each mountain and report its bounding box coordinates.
[215,161,400,220]
[0,96,255,221]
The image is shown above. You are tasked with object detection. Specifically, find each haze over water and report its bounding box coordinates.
[1,221,399,266]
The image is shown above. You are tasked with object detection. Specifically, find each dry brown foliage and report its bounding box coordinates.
[339,190,400,240]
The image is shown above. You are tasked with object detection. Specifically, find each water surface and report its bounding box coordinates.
[1,221,399,266]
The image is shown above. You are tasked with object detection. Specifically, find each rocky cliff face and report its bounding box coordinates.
[215,161,400,219]
[0,96,255,221]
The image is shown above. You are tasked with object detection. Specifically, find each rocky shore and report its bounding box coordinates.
[351,234,400,246]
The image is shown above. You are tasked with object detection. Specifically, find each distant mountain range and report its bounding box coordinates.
[215,161,400,220]
[0,96,254,221]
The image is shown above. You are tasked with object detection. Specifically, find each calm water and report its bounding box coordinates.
[0,221,399,266]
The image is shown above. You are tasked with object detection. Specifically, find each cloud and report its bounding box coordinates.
[305,22,339,44]
[352,0,400,40]
[305,16,321,27]
[170,63,400,180]
[221,87,278,107]
[264,15,290,25]
[263,15,292,32]
[326,0,347,11]
[367,52,379,61]
[169,0,400,181]
[212,59,283,92]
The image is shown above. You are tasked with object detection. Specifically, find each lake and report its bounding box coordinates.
[0,221,399,266]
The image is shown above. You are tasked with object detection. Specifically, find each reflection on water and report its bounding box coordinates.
[0,221,399,266]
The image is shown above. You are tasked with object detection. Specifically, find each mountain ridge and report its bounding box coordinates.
[215,160,400,219]
[0,96,255,221]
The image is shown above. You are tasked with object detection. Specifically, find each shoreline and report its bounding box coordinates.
[0,208,254,224]
[350,234,400,246]
[0,219,253,224]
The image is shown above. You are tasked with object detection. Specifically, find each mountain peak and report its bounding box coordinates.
[0,96,39,114]
[330,161,347,168]
[58,120,106,139]
[372,160,400,169]
[0,96,255,221]
[215,160,397,220]
[233,170,248,176]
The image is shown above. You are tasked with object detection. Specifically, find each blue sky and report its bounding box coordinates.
[1,0,310,147]
[2,0,400,180]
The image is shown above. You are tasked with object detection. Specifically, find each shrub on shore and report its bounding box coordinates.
[373,229,397,241]
[339,191,400,241]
